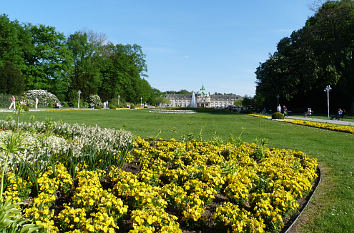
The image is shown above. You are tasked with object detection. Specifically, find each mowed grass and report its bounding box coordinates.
[1,109,353,233]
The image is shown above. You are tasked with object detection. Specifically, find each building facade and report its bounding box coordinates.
[165,86,240,108]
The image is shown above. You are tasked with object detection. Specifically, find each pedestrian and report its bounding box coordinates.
[277,104,281,112]
[9,95,16,110]
[282,105,288,117]
[305,108,312,117]
[35,97,39,110]
[336,108,343,120]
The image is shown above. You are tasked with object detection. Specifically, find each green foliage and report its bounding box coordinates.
[0,199,45,233]
[0,62,26,95]
[1,132,23,200]
[155,96,170,106]
[272,112,284,119]
[234,99,243,107]
[0,94,17,108]
[0,15,158,107]
[256,1,354,112]
[108,104,116,109]
[24,24,73,100]
[20,104,29,112]
[88,94,102,107]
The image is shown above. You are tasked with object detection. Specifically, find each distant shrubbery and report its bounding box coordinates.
[24,90,61,107]
[272,112,284,119]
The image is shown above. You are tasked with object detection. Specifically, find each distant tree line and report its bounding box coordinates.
[0,14,162,106]
[255,0,353,113]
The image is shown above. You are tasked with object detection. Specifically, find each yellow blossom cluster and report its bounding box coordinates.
[54,168,128,233]
[284,119,354,134]
[126,136,318,232]
[24,163,73,232]
[248,114,270,119]
[2,135,318,233]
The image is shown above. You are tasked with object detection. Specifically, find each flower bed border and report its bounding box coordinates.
[248,114,354,134]
[283,167,321,233]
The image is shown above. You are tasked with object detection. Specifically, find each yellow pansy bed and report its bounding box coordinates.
[248,114,270,119]
[248,114,354,134]
[2,136,318,233]
[284,119,354,134]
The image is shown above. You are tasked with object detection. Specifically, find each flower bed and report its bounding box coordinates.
[248,114,270,119]
[248,114,354,134]
[284,120,354,134]
[0,121,318,233]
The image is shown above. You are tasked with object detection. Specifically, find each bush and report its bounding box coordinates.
[21,104,29,112]
[24,90,61,107]
[89,95,102,107]
[272,112,284,119]
[108,104,116,109]
[95,105,102,109]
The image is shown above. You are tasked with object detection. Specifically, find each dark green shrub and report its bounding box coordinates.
[21,104,29,112]
[95,105,102,109]
[108,104,116,109]
[272,112,284,119]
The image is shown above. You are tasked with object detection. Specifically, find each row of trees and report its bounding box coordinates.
[255,0,353,113]
[0,14,161,106]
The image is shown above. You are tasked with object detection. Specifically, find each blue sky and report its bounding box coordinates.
[2,0,315,96]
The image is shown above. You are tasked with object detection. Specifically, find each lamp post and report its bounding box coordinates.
[324,85,332,119]
[118,95,120,107]
[276,94,280,106]
[140,97,143,108]
[77,90,81,109]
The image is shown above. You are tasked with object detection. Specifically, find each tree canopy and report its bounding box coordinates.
[255,0,353,113]
[0,14,159,106]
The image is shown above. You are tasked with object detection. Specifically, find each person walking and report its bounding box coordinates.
[9,96,16,110]
[277,104,281,112]
[282,105,288,117]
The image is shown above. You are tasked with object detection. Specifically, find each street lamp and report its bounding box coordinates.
[324,85,332,119]
[140,97,143,108]
[78,90,82,109]
[118,95,120,107]
[276,94,280,106]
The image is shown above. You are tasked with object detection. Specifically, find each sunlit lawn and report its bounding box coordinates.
[1,108,353,233]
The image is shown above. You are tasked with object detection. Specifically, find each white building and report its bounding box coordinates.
[165,85,240,108]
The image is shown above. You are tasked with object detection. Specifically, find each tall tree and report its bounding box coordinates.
[0,61,25,95]
[67,31,102,101]
[24,24,73,100]
[256,0,353,112]
[0,15,31,95]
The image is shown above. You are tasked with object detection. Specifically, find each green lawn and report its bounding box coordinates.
[1,109,353,233]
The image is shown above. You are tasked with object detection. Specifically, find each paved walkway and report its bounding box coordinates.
[286,116,354,126]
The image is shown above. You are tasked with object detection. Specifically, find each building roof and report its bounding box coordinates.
[166,94,192,100]
[210,94,240,100]
[197,85,209,96]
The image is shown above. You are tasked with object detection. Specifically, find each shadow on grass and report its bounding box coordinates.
[163,107,244,115]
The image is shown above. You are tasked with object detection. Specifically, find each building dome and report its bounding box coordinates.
[197,85,209,96]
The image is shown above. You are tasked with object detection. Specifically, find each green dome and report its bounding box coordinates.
[197,85,209,96]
